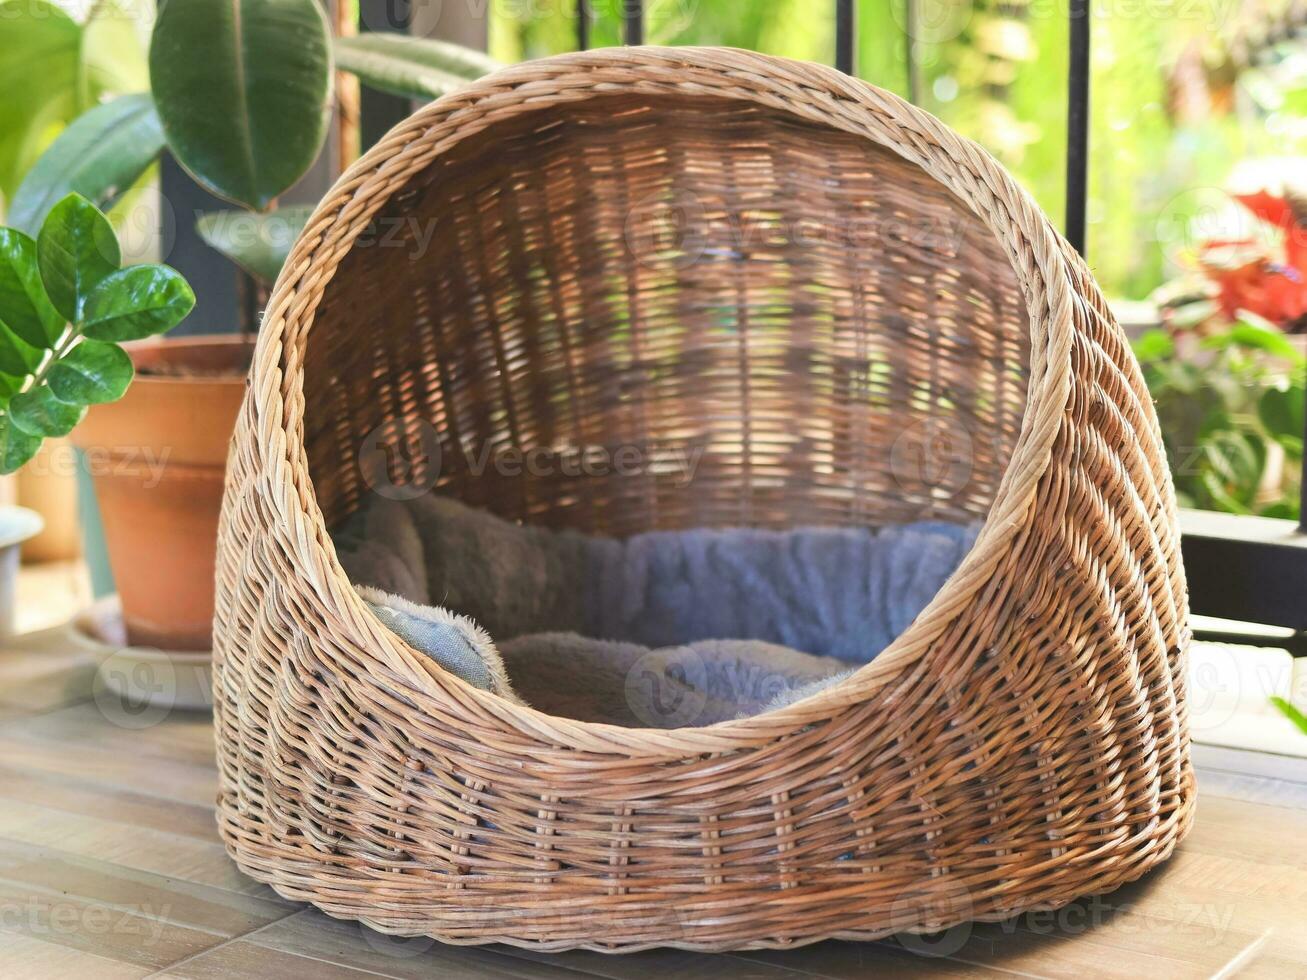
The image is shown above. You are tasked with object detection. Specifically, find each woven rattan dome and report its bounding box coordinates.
[214,47,1193,952]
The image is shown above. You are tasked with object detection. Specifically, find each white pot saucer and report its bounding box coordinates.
[72,596,212,712]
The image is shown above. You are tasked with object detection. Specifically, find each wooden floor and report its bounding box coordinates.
[1,625,1305,979]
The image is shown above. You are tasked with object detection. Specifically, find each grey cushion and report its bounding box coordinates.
[337,495,977,726]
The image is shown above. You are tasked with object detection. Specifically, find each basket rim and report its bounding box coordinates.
[247,45,1077,756]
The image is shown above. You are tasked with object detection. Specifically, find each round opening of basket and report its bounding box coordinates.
[280,57,1063,730]
[214,49,1191,952]
[310,90,1035,535]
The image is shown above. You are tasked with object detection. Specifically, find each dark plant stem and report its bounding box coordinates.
[236,270,261,339]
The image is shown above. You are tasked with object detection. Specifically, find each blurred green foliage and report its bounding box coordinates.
[0,0,151,214]
[1134,318,1304,518]
[490,0,1307,303]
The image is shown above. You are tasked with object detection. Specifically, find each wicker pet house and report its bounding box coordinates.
[213,47,1193,952]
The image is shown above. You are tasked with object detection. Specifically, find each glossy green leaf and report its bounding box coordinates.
[0,0,149,201]
[37,194,121,322]
[0,229,63,348]
[47,339,133,406]
[9,384,84,438]
[0,324,40,379]
[334,34,499,100]
[8,94,165,237]
[196,206,314,283]
[149,0,333,211]
[81,265,195,342]
[0,415,41,474]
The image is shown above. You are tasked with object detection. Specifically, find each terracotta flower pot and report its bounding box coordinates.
[69,335,253,651]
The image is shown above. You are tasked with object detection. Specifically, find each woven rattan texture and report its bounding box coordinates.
[213,47,1193,952]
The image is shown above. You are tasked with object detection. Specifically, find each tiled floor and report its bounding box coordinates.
[1,622,1306,977]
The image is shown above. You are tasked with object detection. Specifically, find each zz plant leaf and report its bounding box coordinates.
[0,417,40,474]
[0,328,40,379]
[0,230,63,348]
[9,385,84,438]
[37,193,121,321]
[47,340,133,405]
[0,192,194,474]
[83,266,196,342]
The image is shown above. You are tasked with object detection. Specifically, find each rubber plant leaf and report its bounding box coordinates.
[196,206,314,284]
[149,0,334,211]
[334,33,499,100]
[8,94,165,237]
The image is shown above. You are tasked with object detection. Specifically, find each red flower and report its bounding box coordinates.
[1198,190,1307,328]
[1233,190,1307,273]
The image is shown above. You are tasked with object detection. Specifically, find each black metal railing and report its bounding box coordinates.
[835,0,856,76]
[1066,0,1091,255]
[582,0,1092,257]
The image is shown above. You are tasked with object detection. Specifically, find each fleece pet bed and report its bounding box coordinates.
[335,495,977,727]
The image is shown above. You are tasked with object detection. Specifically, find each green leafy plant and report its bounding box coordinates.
[0,0,149,212]
[0,193,194,473]
[1135,316,1305,518]
[8,2,498,294]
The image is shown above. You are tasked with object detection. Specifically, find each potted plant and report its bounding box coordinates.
[0,194,194,643]
[0,0,151,566]
[8,0,496,650]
